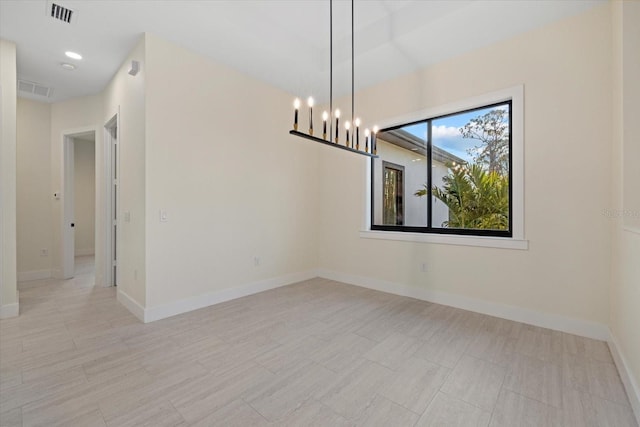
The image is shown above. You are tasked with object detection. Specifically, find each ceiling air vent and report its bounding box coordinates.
[47,2,75,24]
[18,80,54,99]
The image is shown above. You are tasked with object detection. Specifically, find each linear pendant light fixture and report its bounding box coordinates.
[289,0,378,158]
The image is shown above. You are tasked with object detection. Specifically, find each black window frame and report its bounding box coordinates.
[370,100,513,238]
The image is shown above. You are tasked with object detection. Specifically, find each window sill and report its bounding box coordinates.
[360,230,529,250]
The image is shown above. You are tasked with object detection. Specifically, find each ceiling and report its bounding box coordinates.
[1,0,603,103]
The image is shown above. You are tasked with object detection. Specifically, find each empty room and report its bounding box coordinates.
[0,0,638,426]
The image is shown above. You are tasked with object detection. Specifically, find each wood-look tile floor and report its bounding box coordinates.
[1,256,637,427]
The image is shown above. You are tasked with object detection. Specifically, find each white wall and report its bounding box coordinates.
[73,137,95,256]
[16,98,52,279]
[373,141,428,227]
[611,0,640,419]
[0,38,18,317]
[50,95,103,281]
[319,4,613,329]
[103,35,146,307]
[431,163,451,228]
[372,140,450,228]
[144,33,320,309]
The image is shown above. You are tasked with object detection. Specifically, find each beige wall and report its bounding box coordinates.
[0,38,18,314]
[319,4,613,326]
[621,1,640,232]
[611,0,640,416]
[50,95,103,280]
[144,33,320,308]
[16,98,52,276]
[73,138,95,256]
[103,35,147,306]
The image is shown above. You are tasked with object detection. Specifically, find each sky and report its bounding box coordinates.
[403,104,508,163]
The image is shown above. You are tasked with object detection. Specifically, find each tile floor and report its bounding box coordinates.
[0,256,637,426]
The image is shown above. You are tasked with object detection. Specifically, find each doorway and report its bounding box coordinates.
[62,115,118,287]
[62,130,96,279]
[62,119,118,286]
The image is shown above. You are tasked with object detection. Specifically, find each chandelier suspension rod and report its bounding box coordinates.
[329,0,333,142]
[351,0,355,125]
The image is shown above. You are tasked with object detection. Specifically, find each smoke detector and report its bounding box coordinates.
[46,2,76,24]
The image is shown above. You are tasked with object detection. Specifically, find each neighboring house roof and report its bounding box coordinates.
[378,128,466,165]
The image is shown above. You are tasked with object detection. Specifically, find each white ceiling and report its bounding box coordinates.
[0,0,604,103]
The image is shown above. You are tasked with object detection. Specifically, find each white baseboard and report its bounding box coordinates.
[117,289,145,322]
[609,331,640,424]
[116,266,610,342]
[144,270,317,323]
[0,302,19,319]
[623,226,640,235]
[316,269,610,341]
[17,269,52,282]
[119,269,317,323]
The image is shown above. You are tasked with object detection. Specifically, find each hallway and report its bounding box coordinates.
[0,255,132,425]
[16,256,110,315]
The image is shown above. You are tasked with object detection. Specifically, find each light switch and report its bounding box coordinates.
[159,210,168,222]
[124,211,131,222]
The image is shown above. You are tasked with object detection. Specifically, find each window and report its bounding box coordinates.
[371,101,513,238]
[382,162,405,225]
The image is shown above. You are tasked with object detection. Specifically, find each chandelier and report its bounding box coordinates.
[289,0,378,158]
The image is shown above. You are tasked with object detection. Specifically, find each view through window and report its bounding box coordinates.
[382,162,405,226]
[372,101,512,237]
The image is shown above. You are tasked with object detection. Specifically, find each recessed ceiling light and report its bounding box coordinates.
[65,51,82,60]
[61,62,76,70]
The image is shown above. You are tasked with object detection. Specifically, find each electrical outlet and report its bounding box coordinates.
[40,248,49,257]
[420,262,428,272]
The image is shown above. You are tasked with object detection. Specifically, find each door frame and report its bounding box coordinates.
[103,113,119,287]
